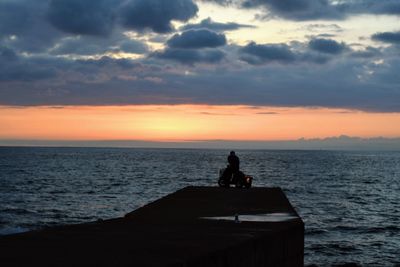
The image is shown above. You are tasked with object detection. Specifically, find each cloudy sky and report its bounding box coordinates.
[1,0,400,144]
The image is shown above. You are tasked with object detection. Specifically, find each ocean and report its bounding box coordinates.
[0,147,399,266]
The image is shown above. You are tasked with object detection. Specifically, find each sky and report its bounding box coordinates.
[1,0,400,147]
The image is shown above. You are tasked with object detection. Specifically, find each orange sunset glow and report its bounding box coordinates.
[1,105,399,142]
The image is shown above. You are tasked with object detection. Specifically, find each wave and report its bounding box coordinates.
[361,225,400,234]
[305,263,361,267]
[0,208,37,215]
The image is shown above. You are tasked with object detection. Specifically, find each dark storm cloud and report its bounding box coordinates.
[0,47,56,82]
[51,38,111,55]
[1,0,198,55]
[200,0,343,20]
[47,0,199,35]
[239,42,296,64]
[0,0,136,54]
[308,38,347,54]
[4,0,198,38]
[372,31,400,44]
[200,0,400,20]
[167,29,227,49]
[181,17,255,32]
[350,46,381,58]
[1,0,400,113]
[174,57,400,112]
[120,0,198,33]
[1,47,400,112]
[47,0,118,36]
[0,0,62,53]
[243,0,343,20]
[75,56,142,70]
[0,0,31,37]
[238,40,346,65]
[0,46,18,62]
[297,52,330,64]
[153,29,227,64]
[153,48,225,65]
[50,34,148,56]
[347,0,400,16]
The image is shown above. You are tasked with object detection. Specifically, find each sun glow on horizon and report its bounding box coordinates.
[1,105,400,142]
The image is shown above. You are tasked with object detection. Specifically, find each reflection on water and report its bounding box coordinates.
[202,212,298,222]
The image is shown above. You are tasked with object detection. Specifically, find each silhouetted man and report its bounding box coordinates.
[228,151,240,173]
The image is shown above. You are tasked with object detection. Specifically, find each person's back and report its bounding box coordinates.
[228,151,240,172]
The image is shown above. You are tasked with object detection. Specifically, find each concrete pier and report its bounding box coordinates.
[0,187,304,266]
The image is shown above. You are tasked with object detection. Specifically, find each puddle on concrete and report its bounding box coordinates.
[201,213,298,222]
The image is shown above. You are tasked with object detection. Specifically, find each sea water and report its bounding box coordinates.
[0,147,399,266]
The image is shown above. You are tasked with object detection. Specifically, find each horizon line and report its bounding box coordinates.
[1,136,400,151]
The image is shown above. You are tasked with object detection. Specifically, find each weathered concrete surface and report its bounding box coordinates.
[0,187,304,266]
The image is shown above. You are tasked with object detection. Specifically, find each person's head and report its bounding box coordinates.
[230,151,235,156]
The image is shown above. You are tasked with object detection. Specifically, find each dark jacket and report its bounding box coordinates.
[228,154,240,172]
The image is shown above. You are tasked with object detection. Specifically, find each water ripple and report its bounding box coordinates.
[0,147,399,266]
